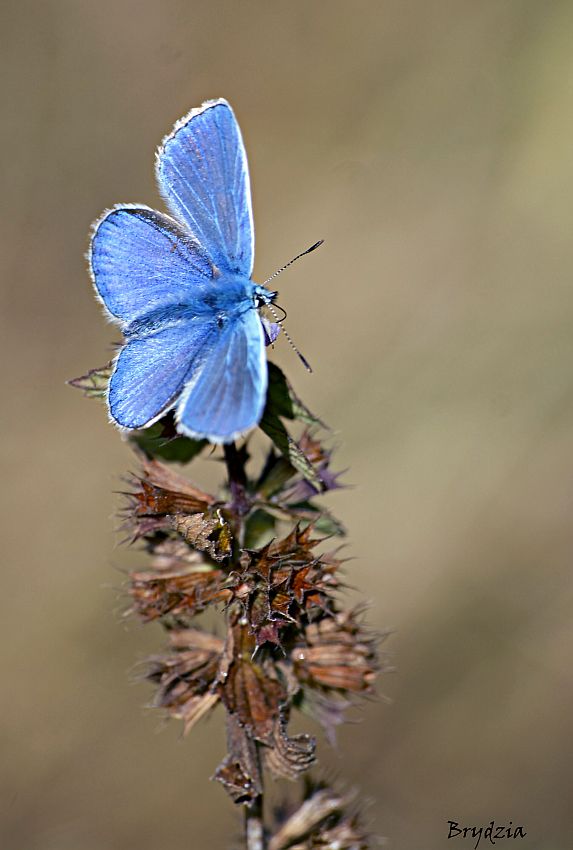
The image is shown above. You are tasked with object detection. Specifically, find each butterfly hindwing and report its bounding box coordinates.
[156,99,254,277]
[90,206,215,326]
[176,306,267,443]
[109,317,218,429]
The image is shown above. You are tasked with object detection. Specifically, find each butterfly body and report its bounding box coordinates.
[89,99,279,444]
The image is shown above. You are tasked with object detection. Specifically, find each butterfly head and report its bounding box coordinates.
[253,285,278,309]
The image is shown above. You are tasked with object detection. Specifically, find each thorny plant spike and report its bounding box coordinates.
[72,359,386,849]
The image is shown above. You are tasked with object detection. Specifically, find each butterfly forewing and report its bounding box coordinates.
[156,99,255,277]
[90,206,215,325]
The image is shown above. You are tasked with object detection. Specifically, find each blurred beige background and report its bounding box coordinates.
[2,1,573,847]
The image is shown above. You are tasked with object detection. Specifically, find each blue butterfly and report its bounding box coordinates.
[89,99,280,444]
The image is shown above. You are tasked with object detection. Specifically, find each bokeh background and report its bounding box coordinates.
[3,1,573,847]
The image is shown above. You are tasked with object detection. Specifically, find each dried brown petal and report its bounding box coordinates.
[292,610,378,694]
[289,609,380,740]
[126,459,232,559]
[213,713,263,805]
[146,628,223,733]
[297,432,330,466]
[220,623,285,742]
[129,539,227,622]
[133,458,215,515]
[213,758,260,806]
[263,711,316,781]
[171,510,232,561]
[226,527,340,647]
[268,789,351,850]
[216,631,316,796]
[312,819,371,849]
[268,784,374,850]
[243,525,322,584]
[267,523,321,562]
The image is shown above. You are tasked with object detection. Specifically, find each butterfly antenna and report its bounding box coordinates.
[262,239,323,374]
[267,303,313,373]
[261,239,324,288]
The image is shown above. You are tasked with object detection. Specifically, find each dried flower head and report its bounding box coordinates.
[74,352,385,845]
[268,782,374,850]
[146,628,222,733]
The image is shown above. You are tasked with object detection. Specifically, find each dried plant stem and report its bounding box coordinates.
[224,442,249,548]
[223,445,267,848]
[245,795,265,850]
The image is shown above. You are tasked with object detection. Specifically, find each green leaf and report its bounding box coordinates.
[266,362,296,419]
[266,362,326,428]
[130,422,207,463]
[309,511,346,537]
[272,501,346,537]
[259,410,323,492]
[256,453,297,500]
[244,508,277,549]
[288,384,327,429]
[68,363,112,399]
[259,362,328,491]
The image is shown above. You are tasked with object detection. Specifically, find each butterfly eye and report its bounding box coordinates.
[254,291,276,309]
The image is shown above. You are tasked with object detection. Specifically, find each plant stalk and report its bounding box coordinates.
[245,795,265,850]
[223,442,249,548]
